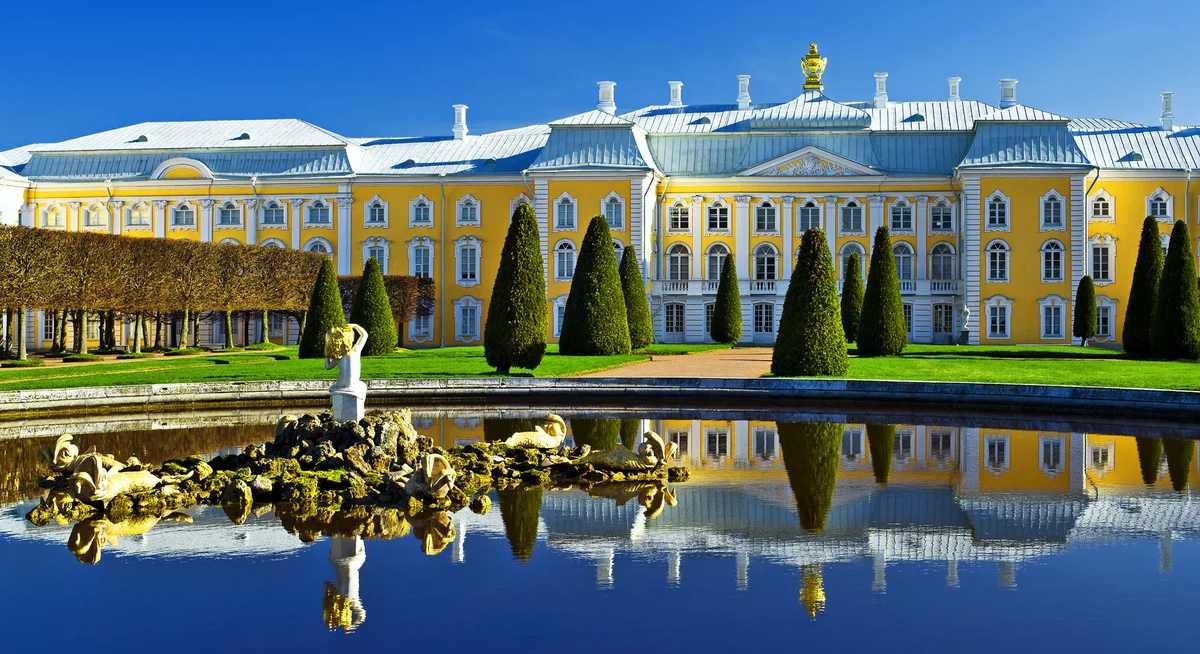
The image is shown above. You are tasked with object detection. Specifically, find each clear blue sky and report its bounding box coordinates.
[3,0,1197,151]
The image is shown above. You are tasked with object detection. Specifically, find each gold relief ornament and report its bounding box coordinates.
[801,43,827,91]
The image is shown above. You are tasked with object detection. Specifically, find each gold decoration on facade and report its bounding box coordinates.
[801,43,827,91]
[765,154,853,177]
[799,563,827,618]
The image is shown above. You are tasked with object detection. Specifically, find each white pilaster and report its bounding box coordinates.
[1069,175,1087,337]
[691,195,704,278]
[534,178,550,289]
[289,198,304,250]
[960,427,980,492]
[823,195,838,261]
[336,195,353,274]
[1069,432,1087,496]
[152,200,168,238]
[198,199,216,243]
[961,176,982,344]
[868,194,885,238]
[109,200,124,236]
[734,420,749,464]
[734,195,750,278]
[916,195,928,278]
[245,199,259,246]
[67,201,81,231]
[782,195,795,278]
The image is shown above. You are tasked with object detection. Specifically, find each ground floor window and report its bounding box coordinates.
[1040,435,1064,475]
[985,435,1010,473]
[268,313,285,338]
[903,303,913,335]
[1097,305,1112,338]
[666,429,689,459]
[459,305,479,340]
[933,304,954,334]
[555,304,566,338]
[705,428,729,459]
[43,315,54,341]
[665,303,685,333]
[86,316,100,341]
[1043,305,1063,339]
[988,306,1008,338]
[753,303,774,333]
[893,428,914,463]
[929,430,953,462]
[704,303,715,337]
[753,426,776,460]
[412,314,432,339]
[841,427,864,462]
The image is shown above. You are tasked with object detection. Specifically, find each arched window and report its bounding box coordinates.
[797,201,821,232]
[931,201,953,231]
[308,200,331,224]
[1041,193,1063,228]
[218,238,240,246]
[555,196,576,229]
[305,239,331,255]
[604,194,624,229]
[127,203,151,227]
[44,205,65,228]
[458,196,478,225]
[755,201,777,233]
[1091,196,1110,220]
[892,242,914,280]
[172,202,195,227]
[82,204,105,227]
[263,201,286,225]
[669,202,689,231]
[930,243,955,280]
[1149,193,1170,219]
[260,238,286,249]
[667,243,691,281]
[840,243,865,279]
[612,239,624,262]
[1041,240,1064,282]
[555,241,575,280]
[987,194,1008,228]
[841,200,863,233]
[217,201,241,226]
[987,241,1010,282]
[754,243,777,280]
[890,201,913,231]
[1090,234,1115,283]
[412,198,431,225]
[706,243,729,280]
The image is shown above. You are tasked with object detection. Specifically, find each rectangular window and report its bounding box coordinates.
[43,315,54,341]
[605,199,624,229]
[1041,437,1063,472]
[989,305,1008,338]
[556,201,575,229]
[931,204,953,231]
[669,205,690,232]
[705,429,729,459]
[933,304,955,334]
[218,206,240,225]
[1043,305,1062,338]
[411,313,431,339]
[1043,199,1062,226]
[988,200,1007,227]
[367,204,385,224]
[986,436,1008,471]
[903,304,913,335]
[173,207,195,226]
[269,313,284,338]
[755,204,776,233]
[667,430,689,458]
[460,246,478,282]
[841,204,863,232]
[413,248,431,278]
[414,203,431,224]
[83,208,104,227]
[1097,305,1112,337]
[708,204,729,231]
[460,202,477,224]
[797,204,821,232]
[929,430,953,461]
[128,206,151,226]
[368,247,386,273]
[665,304,685,333]
[1044,248,1062,281]
[309,203,331,223]
[753,427,776,460]
[555,304,566,338]
[1092,199,1110,220]
[460,306,478,339]
[704,303,715,336]
[1091,245,1111,282]
[86,317,100,341]
[841,429,863,459]
[891,205,912,231]
[894,429,914,462]
[264,205,286,224]
[753,303,774,333]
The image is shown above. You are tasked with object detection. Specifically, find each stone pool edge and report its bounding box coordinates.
[2,377,1199,422]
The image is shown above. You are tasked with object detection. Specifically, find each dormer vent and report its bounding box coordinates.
[131,135,149,143]
[233,132,251,141]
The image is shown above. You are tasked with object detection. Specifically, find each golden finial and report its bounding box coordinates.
[799,563,827,618]
[801,43,827,91]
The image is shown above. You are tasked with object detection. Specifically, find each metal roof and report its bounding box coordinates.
[866,100,997,131]
[30,119,349,153]
[976,105,1070,123]
[1069,118,1189,170]
[961,123,1090,168]
[620,104,758,134]
[747,91,872,130]
[20,149,354,181]
[549,110,636,127]
[354,125,549,176]
[529,125,654,171]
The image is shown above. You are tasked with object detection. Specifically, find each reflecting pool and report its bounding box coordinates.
[2,409,1198,653]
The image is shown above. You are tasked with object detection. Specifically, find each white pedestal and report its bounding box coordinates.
[330,382,367,422]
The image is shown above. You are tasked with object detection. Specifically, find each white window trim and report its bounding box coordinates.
[41,203,66,229]
[753,243,779,280]
[409,195,434,229]
[408,311,434,344]
[362,236,391,274]
[1038,294,1068,341]
[984,294,1013,340]
[929,242,956,280]
[1039,189,1066,232]
[601,191,626,231]
[552,294,569,338]
[1095,295,1118,343]
[985,239,1011,284]
[1038,434,1067,478]
[838,242,867,280]
[215,201,245,230]
[81,202,108,230]
[984,434,1011,474]
[929,195,957,234]
[892,241,915,280]
[667,199,691,234]
[304,198,334,229]
[124,200,152,230]
[456,194,481,227]
[984,190,1011,233]
[705,242,731,280]
[553,192,578,232]
[612,238,625,263]
[888,197,915,234]
[1088,233,1117,286]
[1146,188,1174,222]
[363,195,389,229]
[509,193,533,218]
[794,197,824,235]
[260,237,287,249]
[453,234,483,288]
[260,199,289,230]
[703,302,716,342]
[452,295,483,344]
[837,197,866,236]
[666,242,692,281]
[704,198,732,236]
[1088,188,1115,224]
[406,235,436,277]
[1039,239,1066,284]
[553,238,576,281]
[752,198,780,236]
[303,236,334,255]
[169,201,197,231]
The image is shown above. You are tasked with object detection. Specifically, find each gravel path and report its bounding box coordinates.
[584,347,772,378]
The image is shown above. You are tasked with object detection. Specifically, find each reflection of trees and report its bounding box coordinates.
[1135,437,1164,486]
[779,421,843,534]
[866,424,895,485]
[482,417,536,443]
[496,486,543,562]
[0,424,271,504]
[620,419,641,450]
[1163,439,1195,492]
[571,418,621,451]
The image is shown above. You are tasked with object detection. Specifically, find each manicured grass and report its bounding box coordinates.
[1,359,45,368]
[0,345,651,391]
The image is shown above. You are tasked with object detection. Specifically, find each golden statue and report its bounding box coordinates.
[801,43,827,91]
[799,563,827,618]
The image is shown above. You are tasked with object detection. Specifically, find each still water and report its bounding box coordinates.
[1,408,1198,653]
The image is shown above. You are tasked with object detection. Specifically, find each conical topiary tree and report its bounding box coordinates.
[349,257,398,356]
[1163,439,1195,493]
[496,485,543,562]
[857,227,907,356]
[778,421,843,534]
[485,203,547,373]
[1073,275,1097,347]
[1152,220,1200,360]
[772,228,848,376]
[619,246,653,350]
[559,216,631,356]
[1124,217,1164,357]
[841,251,864,343]
[298,258,346,359]
[570,418,622,451]
[1135,437,1163,486]
[866,424,895,485]
[620,418,641,450]
[710,252,742,344]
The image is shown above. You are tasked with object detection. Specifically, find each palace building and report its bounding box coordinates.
[2,43,1197,348]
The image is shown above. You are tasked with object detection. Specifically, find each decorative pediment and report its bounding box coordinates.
[739,146,879,177]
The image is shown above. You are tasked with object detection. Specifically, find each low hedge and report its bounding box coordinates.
[61,353,104,363]
[244,342,284,351]
[1,358,46,368]
[164,347,206,357]
[116,352,159,360]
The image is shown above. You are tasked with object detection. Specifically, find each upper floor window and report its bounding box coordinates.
[754,243,777,280]
[755,201,777,233]
[128,204,151,226]
[1092,197,1110,220]
[1149,193,1170,219]
[459,244,478,283]
[309,200,331,224]
[412,198,432,225]
[931,202,953,231]
[893,242,914,280]
[172,204,195,226]
[890,201,913,231]
[555,241,575,280]
[987,241,1009,282]
[218,202,241,226]
[45,206,65,228]
[366,201,386,225]
[708,201,729,232]
[263,201,286,224]
[1091,241,1113,282]
[707,243,729,280]
[367,245,386,264]
[840,243,865,279]
[604,194,624,229]
[930,243,955,280]
[555,196,576,230]
[841,201,863,233]
[667,244,690,281]
[797,201,820,232]
[1041,240,1064,282]
[459,197,478,225]
[987,194,1008,229]
[669,202,690,231]
[1041,193,1063,228]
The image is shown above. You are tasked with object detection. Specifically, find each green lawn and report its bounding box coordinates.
[0,344,727,392]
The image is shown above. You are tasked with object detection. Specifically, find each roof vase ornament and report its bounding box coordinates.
[802,43,827,91]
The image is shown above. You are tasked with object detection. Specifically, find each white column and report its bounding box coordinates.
[690,195,704,278]
[736,551,750,591]
[824,195,838,261]
[452,518,466,563]
[960,427,980,493]
[290,198,304,250]
[67,201,81,231]
[336,195,353,274]
[868,194,885,238]
[20,202,35,227]
[734,195,750,278]
[781,195,795,278]
[916,195,928,279]
[734,420,749,465]
[1069,432,1087,496]
[668,550,681,586]
[596,548,615,590]
[245,199,259,246]
[152,200,168,238]
[109,201,124,236]
[198,199,215,242]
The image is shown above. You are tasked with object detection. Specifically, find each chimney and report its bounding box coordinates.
[668,81,684,107]
[999,78,1018,109]
[1161,91,1175,131]
[737,75,752,110]
[452,104,468,140]
[947,76,962,102]
[597,81,616,114]
[873,72,889,108]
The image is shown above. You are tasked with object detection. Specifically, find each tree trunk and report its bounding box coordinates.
[223,311,233,349]
[3,308,12,355]
[179,309,190,350]
[141,314,151,350]
[299,310,307,339]
[15,307,26,360]
[105,311,116,350]
[74,311,87,355]
[191,313,199,348]
[132,312,143,353]
[153,311,163,349]
[261,309,270,344]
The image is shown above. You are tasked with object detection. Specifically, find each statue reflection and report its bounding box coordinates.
[67,511,192,565]
[323,536,366,633]
[798,564,826,618]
